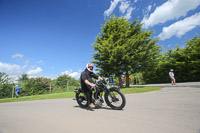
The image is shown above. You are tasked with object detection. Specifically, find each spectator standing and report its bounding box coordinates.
[15,85,20,98]
[169,69,176,85]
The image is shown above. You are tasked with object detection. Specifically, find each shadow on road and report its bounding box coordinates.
[74,105,95,111]
[73,105,124,111]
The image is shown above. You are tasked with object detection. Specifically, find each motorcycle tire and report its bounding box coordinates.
[105,89,126,110]
[76,92,89,108]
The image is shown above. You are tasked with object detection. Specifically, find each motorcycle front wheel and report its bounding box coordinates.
[105,89,126,110]
[76,92,89,108]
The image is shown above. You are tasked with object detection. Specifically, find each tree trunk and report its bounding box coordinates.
[67,81,69,91]
[125,71,130,87]
[118,75,123,88]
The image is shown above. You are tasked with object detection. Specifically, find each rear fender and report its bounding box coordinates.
[73,88,84,93]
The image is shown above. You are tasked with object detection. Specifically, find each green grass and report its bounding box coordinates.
[120,86,161,94]
[0,87,161,103]
[0,92,75,103]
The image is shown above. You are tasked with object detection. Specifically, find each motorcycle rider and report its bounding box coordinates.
[80,63,103,108]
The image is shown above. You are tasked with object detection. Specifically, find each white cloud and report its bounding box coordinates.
[147,5,152,12]
[26,67,43,76]
[142,0,200,28]
[24,59,29,65]
[104,0,121,16]
[158,12,200,40]
[69,72,79,79]
[61,69,81,79]
[36,60,44,65]
[104,0,134,20]
[143,4,152,19]
[12,53,24,58]
[21,59,29,69]
[22,65,28,69]
[119,1,130,14]
[124,7,134,20]
[0,62,21,76]
[50,66,55,69]
[1,53,46,79]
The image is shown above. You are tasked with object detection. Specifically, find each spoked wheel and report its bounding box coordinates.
[105,89,126,110]
[76,92,89,108]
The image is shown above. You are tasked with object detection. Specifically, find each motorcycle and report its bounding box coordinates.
[74,78,126,110]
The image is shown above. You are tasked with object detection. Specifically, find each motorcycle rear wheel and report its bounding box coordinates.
[76,92,89,108]
[105,89,126,110]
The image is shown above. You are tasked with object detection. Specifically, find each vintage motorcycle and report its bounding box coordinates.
[74,78,126,110]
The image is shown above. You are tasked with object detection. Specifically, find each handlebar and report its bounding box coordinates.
[96,79,107,85]
[91,85,98,91]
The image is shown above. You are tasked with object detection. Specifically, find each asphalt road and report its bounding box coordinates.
[0,83,200,133]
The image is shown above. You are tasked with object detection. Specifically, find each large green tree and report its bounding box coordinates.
[171,36,200,82]
[92,16,161,87]
[183,36,200,81]
[145,35,200,83]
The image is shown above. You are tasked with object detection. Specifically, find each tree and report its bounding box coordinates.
[145,35,200,83]
[183,36,200,81]
[18,73,29,83]
[21,77,50,96]
[55,74,79,91]
[0,72,9,84]
[92,15,161,87]
[56,75,70,89]
[0,72,13,98]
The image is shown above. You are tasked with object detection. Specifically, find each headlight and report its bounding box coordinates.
[104,78,109,84]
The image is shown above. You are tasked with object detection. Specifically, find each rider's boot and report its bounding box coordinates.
[89,103,95,108]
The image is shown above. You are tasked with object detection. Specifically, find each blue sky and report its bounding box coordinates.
[0,0,200,81]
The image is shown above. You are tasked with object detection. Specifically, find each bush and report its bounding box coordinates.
[130,73,145,85]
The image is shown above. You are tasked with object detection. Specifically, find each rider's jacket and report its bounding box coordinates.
[15,86,20,91]
[80,69,99,90]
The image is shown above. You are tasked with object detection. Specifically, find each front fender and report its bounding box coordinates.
[106,87,120,93]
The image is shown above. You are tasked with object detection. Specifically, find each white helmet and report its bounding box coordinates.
[86,63,94,72]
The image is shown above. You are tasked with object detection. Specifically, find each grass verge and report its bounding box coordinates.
[121,86,161,94]
[0,87,161,103]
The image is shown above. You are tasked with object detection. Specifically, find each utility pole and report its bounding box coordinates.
[49,82,52,94]
[67,81,69,91]
[12,85,15,98]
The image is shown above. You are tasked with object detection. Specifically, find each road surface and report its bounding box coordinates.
[0,82,200,133]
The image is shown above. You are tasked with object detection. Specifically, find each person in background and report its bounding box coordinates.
[169,69,176,85]
[15,85,20,98]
